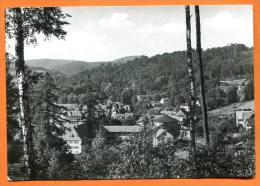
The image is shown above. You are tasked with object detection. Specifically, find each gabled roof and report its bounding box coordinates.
[219,79,247,86]
[103,126,142,133]
[154,121,181,139]
[162,122,181,138]
[209,100,254,117]
[176,110,186,117]
[155,128,173,138]
[248,114,254,126]
[67,111,82,117]
[153,114,178,124]
[243,112,254,123]
[56,104,79,109]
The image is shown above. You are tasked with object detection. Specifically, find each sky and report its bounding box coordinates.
[7,5,253,62]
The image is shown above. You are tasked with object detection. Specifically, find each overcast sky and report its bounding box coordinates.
[11,5,254,62]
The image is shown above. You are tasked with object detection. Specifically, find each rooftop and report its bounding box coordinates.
[153,114,179,124]
[67,111,82,117]
[62,126,81,141]
[103,125,142,133]
[208,100,254,117]
[57,103,79,108]
[243,112,254,123]
[219,79,247,86]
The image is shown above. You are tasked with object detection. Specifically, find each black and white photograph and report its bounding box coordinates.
[5,5,255,180]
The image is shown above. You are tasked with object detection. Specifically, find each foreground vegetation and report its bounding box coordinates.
[8,123,255,180]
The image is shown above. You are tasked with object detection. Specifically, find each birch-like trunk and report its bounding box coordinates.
[185,5,197,156]
[14,7,31,180]
[195,5,210,149]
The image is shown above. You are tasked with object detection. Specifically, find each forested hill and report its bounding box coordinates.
[26,56,140,77]
[26,59,96,76]
[54,44,253,108]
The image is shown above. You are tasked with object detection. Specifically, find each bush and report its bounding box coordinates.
[71,128,255,179]
[226,86,238,104]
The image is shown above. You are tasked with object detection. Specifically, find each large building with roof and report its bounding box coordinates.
[103,125,142,142]
[151,114,191,147]
[153,114,179,127]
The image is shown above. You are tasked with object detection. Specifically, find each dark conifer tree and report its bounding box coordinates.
[31,72,75,179]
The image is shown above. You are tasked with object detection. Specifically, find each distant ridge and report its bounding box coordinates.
[26,56,140,76]
[110,56,143,64]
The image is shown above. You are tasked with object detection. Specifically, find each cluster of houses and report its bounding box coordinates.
[110,101,133,120]
[208,100,254,131]
[136,94,171,107]
[218,78,249,101]
[56,101,134,154]
[218,79,248,92]
[57,92,254,155]
[57,98,194,154]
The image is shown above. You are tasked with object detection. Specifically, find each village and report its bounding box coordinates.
[58,78,254,157]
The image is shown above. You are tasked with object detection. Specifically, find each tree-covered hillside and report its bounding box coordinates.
[53,44,253,110]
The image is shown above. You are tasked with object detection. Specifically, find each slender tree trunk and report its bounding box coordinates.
[14,8,34,180]
[25,94,37,179]
[87,97,93,145]
[86,74,93,145]
[195,5,210,149]
[185,5,196,156]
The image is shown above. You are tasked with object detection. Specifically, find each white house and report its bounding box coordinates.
[153,128,174,147]
[152,114,191,147]
[62,125,82,154]
[235,109,254,128]
[152,123,190,147]
[178,125,191,140]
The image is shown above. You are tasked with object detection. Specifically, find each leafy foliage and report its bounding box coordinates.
[6,7,70,45]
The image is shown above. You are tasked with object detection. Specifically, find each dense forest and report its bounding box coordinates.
[51,44,253,110]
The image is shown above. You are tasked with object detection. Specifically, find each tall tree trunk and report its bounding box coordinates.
[185,5,196,156]
[195,5,210,149]
[25,93,37,179]
[86,74,93,145]
[14,8,33,180]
